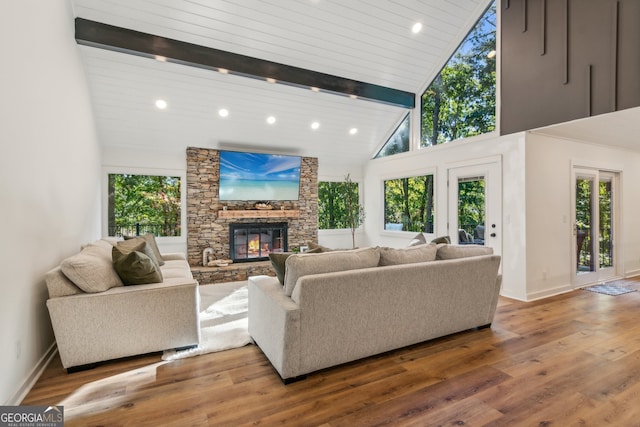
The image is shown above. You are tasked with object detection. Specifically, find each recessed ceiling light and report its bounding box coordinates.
[218,108,229,118]
[349,128,358,135]
[218,68,229,74]
[487,50,497,58]
[311,122,320,130]
[155,99,167,110]
[266,77,277,84]
[311,87,320,92]
[154,55,167,62]
[349,94,358,100]
[412,22,423,34]
[267,116,276,124]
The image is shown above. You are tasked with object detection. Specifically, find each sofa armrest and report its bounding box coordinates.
[248,275,301,380]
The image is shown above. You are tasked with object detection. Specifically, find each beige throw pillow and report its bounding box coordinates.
[61,245,124,293]
[436,244,493,260]
[378,243,437,266]
[283,247,380,296]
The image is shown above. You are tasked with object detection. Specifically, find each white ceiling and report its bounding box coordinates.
[71,0,492,171]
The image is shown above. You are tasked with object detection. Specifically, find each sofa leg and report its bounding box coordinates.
[283,375,307,385]
[477,323,492,330]
[67,363,97,373]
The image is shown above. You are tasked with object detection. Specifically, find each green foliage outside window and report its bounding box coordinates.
[421,2,496,146]
[108,174,181,237]
[318,178,362,230]
[384,175,434,233]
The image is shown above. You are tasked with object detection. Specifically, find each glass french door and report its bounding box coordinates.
[448,161,501,256]
[573,169,618,286]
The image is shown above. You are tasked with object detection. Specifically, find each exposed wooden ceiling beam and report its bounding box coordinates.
[75,18,415,109]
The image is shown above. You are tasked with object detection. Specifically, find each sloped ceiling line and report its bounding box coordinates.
[75,18,415,109]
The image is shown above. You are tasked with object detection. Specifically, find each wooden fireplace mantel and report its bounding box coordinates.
[217,209,300,219]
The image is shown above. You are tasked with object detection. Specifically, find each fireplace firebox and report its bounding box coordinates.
[229,222,288,262]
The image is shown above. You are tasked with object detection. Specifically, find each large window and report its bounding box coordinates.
[107,174,181,237]
[318,180,360,230]
[384,175,434,233]
[421,2,496,147]
[374,114,410,158]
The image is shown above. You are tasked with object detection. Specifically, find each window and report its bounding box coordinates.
[421,2,496,147]
[374,114,410,158]
[384,175,434,232]
[318,180,361,230]
[107,174,181,237]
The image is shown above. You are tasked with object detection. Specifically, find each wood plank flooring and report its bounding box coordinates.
[23,278,640,426]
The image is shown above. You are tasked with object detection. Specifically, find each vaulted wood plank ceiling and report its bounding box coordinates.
[72,0,492,171]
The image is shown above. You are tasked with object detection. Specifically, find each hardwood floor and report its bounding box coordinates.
[23,278,640,426]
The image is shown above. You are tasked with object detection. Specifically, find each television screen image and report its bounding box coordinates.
[219,151,301,201]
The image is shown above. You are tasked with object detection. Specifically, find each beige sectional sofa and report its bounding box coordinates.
[248,244,501,382]
[45,237,200,370]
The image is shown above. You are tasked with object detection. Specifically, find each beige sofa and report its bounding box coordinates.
[248,244,501,382]
[45,238,200,371]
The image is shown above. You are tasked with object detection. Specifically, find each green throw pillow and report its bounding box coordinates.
[124,233,165,266]
[113,240,163,285]
[431,235,451,244]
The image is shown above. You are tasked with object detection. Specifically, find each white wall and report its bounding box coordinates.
[0,0,102,404]
[524,132,640,299]
[363,133,529,300]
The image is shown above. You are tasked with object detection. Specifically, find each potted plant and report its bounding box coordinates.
[342,174,366,249]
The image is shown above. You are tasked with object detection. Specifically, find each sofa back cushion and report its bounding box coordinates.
[60,243,124,293]
[378,243,437,266]
[436,244,493,260]
[283,247,380,296]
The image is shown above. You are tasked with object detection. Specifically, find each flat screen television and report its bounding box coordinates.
[219,150,301,201]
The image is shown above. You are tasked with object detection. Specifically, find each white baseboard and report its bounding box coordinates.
[525,284,574,302]
[625,270,640,279]
[8,342,57,406]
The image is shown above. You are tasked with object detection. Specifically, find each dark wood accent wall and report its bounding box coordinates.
[500,0,640,135]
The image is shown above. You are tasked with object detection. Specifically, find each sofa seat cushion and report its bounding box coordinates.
[436,244,493,260]
[61,244,124,293]
[283,247,380,296]
[378,243,437,266]
[161,259,194,280]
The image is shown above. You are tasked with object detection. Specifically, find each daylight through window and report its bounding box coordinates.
[384,175,434,233]
[421,2,496,147]
[318,181,360,230]
[108,174,181,237]
[375,113,410,158]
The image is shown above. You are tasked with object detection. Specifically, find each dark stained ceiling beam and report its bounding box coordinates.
[75,18,415,109]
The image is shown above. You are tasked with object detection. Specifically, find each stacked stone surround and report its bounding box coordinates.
[186,147,318,280]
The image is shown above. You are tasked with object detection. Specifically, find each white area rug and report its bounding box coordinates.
[162,281,252,361]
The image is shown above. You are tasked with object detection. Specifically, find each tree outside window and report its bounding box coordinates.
[384,175,434,233]
[318,179,362,230]
[421,2,496,147]
[108,174,181,237]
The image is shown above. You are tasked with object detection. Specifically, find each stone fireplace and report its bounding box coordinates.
[229,222,288,262]
[186,147,318,283]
